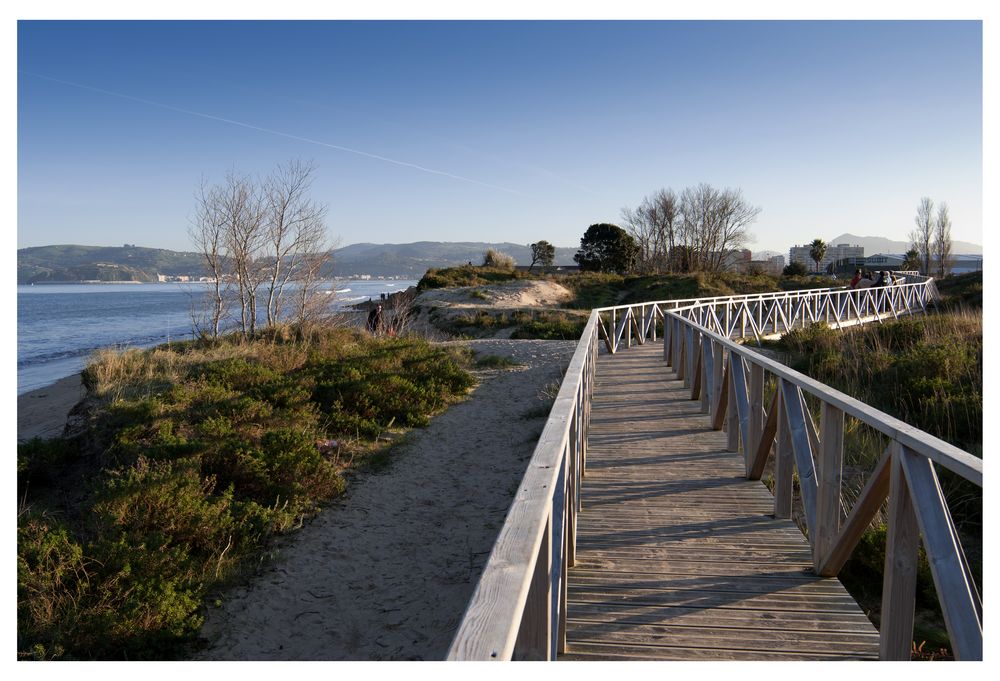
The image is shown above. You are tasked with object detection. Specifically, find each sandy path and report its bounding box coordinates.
[17,374,86,441]
[194,339,576,660]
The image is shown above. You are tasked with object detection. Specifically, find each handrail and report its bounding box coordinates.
[447,275,981,661]
[446,311,597,660]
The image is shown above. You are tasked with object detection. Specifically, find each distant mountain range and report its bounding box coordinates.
[826,233,982,256]
[17,241,580,283]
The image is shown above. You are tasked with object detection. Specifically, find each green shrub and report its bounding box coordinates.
[417,265,524,290]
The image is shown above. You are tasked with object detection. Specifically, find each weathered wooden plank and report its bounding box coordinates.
[562,340,881,662]
[560,642,877,661]
[562,642,876,661]
[565,621,879,649]
[567,602,878,628]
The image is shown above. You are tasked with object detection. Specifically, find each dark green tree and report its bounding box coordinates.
[529,240,556,270]
[782,261,807,277]
[902,248,922,272]
[808,239,827,273]
[573,223,638,274]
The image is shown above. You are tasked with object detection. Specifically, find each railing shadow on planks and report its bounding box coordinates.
[446,275,982,662]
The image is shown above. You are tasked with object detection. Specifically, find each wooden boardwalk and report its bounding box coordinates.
[560,341,880,661]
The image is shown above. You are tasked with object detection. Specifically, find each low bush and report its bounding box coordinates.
[482,248,515,269]
[417,265,524,290]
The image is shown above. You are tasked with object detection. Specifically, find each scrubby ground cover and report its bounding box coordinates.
[17,326,475,660]
[435,309,589,340]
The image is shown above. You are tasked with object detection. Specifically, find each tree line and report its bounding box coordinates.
[565,183,760,275]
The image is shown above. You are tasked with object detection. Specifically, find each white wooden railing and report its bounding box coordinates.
[447,276,981,661]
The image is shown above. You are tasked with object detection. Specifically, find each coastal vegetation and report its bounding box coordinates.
[17,327,475,660]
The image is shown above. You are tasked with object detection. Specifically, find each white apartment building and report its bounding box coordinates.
[789,243,864,271]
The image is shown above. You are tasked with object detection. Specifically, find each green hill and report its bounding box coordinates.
[17,245,207,284]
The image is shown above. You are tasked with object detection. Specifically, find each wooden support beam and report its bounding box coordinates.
[748,388,779,480]
[748,363,764,477]
[700,338,712,414]
[799,390,821,460]
[513,510,552,660]
[773,380,792,520]
[780,381,819,536]
[713,350,730,431]
[711,340,724,419]
[690,333,702,400]
[817,446,891,577]
[814,403,844,572]
[730,353,752,461]
[879,445,919,661]
[899,448,983,660]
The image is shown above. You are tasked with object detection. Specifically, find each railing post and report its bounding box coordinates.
[879,444,919,661]
[726,353,740,450]
[673,317,683,377]
[663,309,671,364]
[774,379,792,519]
[513,510,552,660]
[814,404,844,571]
[684,325,694,389]
[711,339,723,416]
[611,309,617,353]
[748,363,764,478]
[699,337,710,412]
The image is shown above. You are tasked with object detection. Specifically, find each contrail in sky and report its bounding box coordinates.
[24,72,521,195]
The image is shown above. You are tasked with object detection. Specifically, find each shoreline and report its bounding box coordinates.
[17,373,86,441]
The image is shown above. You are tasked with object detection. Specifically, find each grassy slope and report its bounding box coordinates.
[17,326,475,660]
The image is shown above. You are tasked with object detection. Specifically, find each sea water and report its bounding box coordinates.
[16,280,416,394]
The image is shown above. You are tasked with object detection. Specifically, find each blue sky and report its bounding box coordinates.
[17,20,983,255]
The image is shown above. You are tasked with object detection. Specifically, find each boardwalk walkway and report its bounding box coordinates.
[561,340,880,661]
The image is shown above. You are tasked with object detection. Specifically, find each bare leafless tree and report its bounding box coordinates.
[189,179,229,339]
[263,160,329,326]
[292,245,336,328]
[192,160,335,338]
[910,197,934,275]
[677,183,759,273]
[622,188,681,274]
[216,170,267,338]
[933,202,953,277]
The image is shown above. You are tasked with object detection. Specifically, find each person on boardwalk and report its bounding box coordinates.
[849,269,862,288]
[367,304,383,335]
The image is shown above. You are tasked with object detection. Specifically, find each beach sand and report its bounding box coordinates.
[194,338,576,661]
[17,374,86,441]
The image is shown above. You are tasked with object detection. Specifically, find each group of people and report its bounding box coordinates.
[848,269,896,289]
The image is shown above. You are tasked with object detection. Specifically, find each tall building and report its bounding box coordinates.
[789,243,864,272]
